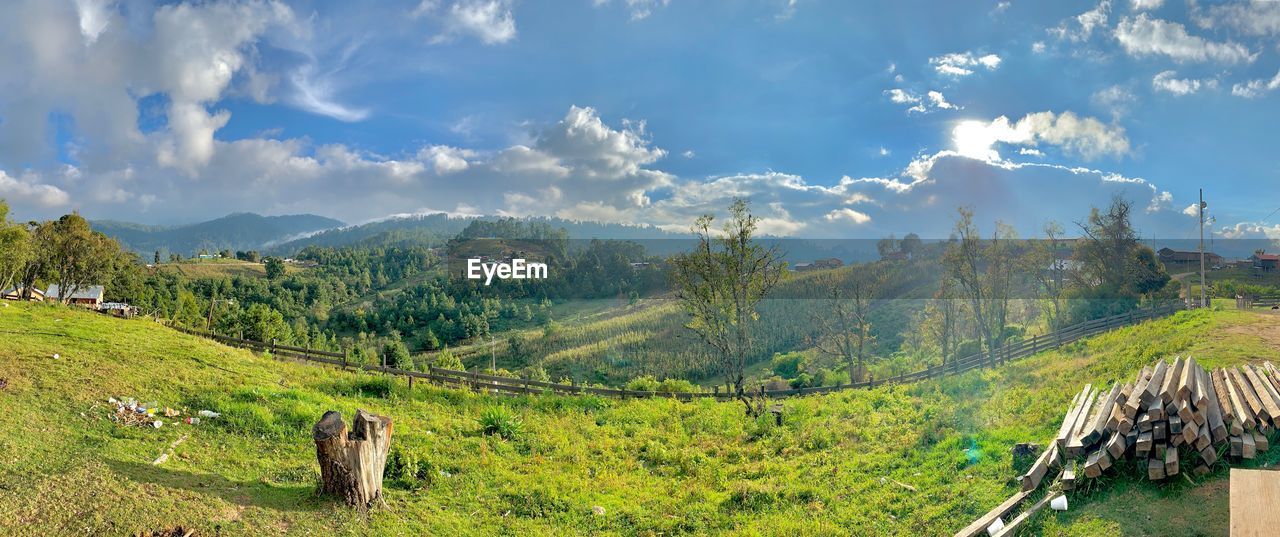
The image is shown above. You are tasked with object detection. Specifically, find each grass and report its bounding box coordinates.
[0,301,1278,535]
[155,259,306,279]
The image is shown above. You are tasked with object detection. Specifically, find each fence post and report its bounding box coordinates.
[271,338,277,355]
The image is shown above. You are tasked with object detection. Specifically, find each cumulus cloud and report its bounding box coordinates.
[1231,70,1280,98]
[1182,203,1200,217]
[0,170,71,208]
[416,0,517,44]
[1152,70,1213,95]
[1130,0,1162,10]
[1219,222,1280,240]
[951,111,1130,161]
[1114,14,1256,63]
[73,0,115,43]
[824,208,871,224]
[929,52,1001,76]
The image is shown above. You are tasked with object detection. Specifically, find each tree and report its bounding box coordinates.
[242,303,291,343]
[924,276,960,367]
[382,338,412,370]
[812,272,881,383]
[1068,196,1170,320]
[671,198,785,396]
[900,233,922,257]
[943,207,996,367]
[0,201,32,292]
[876,234,898,258]
[264,257,286,280]
[38,214,119,304]
[1024,221,1068,329]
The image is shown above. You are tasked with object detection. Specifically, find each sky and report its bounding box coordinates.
[1,0,1279,243]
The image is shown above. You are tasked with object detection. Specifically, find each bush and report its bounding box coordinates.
[656,378,698,394]
[430,350,464,371]
[478,406,524,440]
[521,365,550,382]
[771,352,806,378]
[625,375,660,392]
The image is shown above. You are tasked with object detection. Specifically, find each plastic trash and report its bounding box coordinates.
[152,420,163,428]
[52,353,60,360]
[1050,495,1068,511]
[185,417,200,425]
[986,517,1005,536]
[198,410,221,418]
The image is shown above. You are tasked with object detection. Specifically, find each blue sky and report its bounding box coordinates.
[1,0,1279,243]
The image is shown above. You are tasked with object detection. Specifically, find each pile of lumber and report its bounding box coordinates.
[1022,357,1276,491]
[958,357,1280,537]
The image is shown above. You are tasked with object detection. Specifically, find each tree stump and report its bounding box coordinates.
[313,409,393,509]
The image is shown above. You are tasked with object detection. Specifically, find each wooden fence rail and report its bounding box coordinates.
[173,302,1184,401]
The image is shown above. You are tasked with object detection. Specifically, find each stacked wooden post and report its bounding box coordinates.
[1052,357,1279,485]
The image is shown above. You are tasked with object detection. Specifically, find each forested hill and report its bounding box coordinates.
[92,213,343,257]
[267,213,692,255]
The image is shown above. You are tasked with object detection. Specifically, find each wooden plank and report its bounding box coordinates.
[1066,387,1098,457]
[1083,383,1121,446]
[1230,469,1280,537]
[1214,368,1238,424]
[1148,456,1166,480]
[1165,446,1179,477]
[1144,360,1169,405]
[1161,357,1184,404]
[1231,368,1269,425]
[1084,449,1104,478]
[1248,364,1280,420]
[1255,432,1270,452]
[1020,444,1057,492]
[1202,367,1229,443]
[1193,362,1210,410]
[1106,430,1127,460]
[1231,435,1245,457]
[1109,382,1134,433]
[953,489,1033,537]
[1126,366,1154,418]
[1243,433,1257,459]
[1179,357,1198,401]
[1201,443,1218,466]
[991,492,1059,537]
[1055,387,1087,452]
[1225,368,1259,431]
[1242,366,1280,423]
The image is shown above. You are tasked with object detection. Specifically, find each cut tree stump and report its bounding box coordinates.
[313,409,394,509]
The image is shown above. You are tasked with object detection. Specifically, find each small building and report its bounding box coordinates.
[99,302,139,318]
[1157,247,1222,266]
[2,286,46,302]
[45,284,105,309]
[1252,251,1280,271]
[793,258,845,272]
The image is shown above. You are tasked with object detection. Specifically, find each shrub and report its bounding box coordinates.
[430,350,464,371]
[656,378,698,393]
[770,352,806,378]
[625,376,661,392]
[478,406,524,440]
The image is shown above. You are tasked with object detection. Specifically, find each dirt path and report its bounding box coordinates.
[1223,312,1280,350]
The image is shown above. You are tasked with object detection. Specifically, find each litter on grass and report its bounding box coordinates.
[108,397,219,428]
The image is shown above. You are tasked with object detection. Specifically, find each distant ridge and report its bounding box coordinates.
[92,213,344,256]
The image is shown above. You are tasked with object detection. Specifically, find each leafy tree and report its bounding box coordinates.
[670,198,785,396]
[38,214,119,304]
[264,257,286,280]
[899,233,922,257]
[242,303,291,342]
[0,201,31,292]
[154,250,161,264]
[383,338,413,370]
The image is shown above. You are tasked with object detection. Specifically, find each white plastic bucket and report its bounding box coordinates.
[1050,495,1068,511]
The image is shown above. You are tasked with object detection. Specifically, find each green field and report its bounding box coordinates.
[155,259,307,279]
[1,301,1277,535]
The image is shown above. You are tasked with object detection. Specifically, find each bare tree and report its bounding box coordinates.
[671,198,786,399]
[924,276,959,368]
[812,271,881,383]
[1025,221,1068,329]
[943,207,996,367]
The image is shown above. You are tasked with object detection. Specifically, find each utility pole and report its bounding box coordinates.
[1199,189,1207,309]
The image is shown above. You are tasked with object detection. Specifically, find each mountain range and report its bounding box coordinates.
[92,213,344,256]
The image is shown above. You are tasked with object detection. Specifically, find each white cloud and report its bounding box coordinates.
[592,0,670,21]
[1130,0,1163,10]
[1193,2,1280,37]
[0,170,71,208]
[824,208,871,224]
[879,147,890,156]
[929,52,1002,76]
[418,145,476,174]
[1152,70,1212,96]
[1146,190,1172,213]
[417,0,517,44]
[1115,14,1256,63]
[682,150,695,158]
[287,66,370,122]
[1052,1,1111,42]
[952,111,1130,161]
[1091,85,1135,119]
[1219,222,1280,240]
[1018,148,1043,157]
[1182,203,1200,217]
[885,89,960,114]
[73,0,115,44]
[1031,41,1046,54]
[1231,70,1280,98]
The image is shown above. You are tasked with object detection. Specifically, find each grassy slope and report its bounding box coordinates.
[0,302,1277,536]
[155,259,306,279]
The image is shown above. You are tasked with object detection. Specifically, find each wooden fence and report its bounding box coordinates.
[174,302,1184,401]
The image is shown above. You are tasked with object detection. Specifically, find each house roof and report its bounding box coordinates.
[1255,254,1280,261]
[1,286,44,297]
[45,285,105,301]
